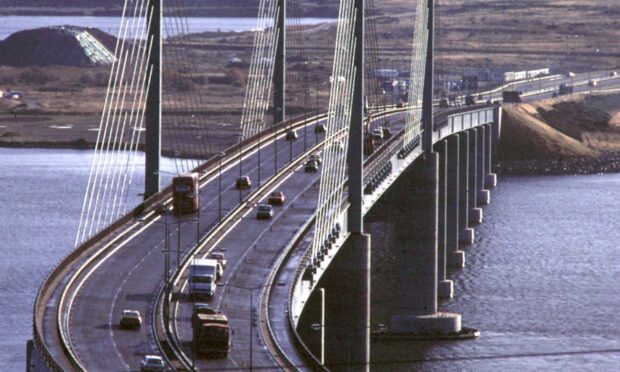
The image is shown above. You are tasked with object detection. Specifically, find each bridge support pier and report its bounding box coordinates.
[468,128,483,225]
[390,152,460,334]
[434,141,453,298]
[458,132,474,245]
[321,233,371,371]
[446,134,465,268]
[484,123,498,189]
[477,126,491,206]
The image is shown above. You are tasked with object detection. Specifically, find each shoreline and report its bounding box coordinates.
[497,153,620,176]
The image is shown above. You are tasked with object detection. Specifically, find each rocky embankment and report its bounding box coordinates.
[497,94,620,175]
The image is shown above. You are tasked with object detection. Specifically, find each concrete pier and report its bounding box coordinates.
[390,152,460,334]
[458,132,474,245]
[434,141,453,299]
[321,233,370,371]
[476,126,490,206]
[468,128,483,225]
[484,123,497,189]
[446,134,465,268]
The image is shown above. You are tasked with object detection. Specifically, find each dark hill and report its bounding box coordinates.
[0,26,116,67]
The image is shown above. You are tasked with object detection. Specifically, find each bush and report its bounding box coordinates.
[18,68,56,85]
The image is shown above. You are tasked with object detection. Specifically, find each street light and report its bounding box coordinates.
[238,133,245,204]
[218,148,225,223]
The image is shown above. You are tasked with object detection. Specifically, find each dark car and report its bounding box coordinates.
[314,123,327,134]
[235,176,252,189]
[285,129,298,141]
[305,160,319,173]
[256,204,273,219]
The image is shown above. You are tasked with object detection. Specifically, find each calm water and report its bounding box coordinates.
[0,148,180,371]
[0,15,333,40]
[1,149,619,370]
[372,174,620,370]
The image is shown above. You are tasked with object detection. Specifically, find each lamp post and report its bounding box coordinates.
[218,149,225,223]
[238,134,245,204]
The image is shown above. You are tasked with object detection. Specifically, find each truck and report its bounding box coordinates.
[465,95,476,106]
[173,173,200,215]
[192,306,230,357]
[502,91,522,103]
[558,83,574,96]
[189,259,219,299]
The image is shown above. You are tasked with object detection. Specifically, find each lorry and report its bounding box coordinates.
[173,173,200,215]
[502,91,522,103]
[189,259,219,299]
[192,306,230,357]
[558,83,574,96]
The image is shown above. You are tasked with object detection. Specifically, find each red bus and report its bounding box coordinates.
[173,172,200,215]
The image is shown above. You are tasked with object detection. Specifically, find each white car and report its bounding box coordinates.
[119,310,142,330]
[140,355,165,371]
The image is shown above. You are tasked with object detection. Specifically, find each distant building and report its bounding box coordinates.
[463,67,550,86]
[374,69,399,79]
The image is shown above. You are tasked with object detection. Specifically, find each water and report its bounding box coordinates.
[372,174,620,370]
[0,15,333,40]
[1,149,619,370]
[0,148,180,371]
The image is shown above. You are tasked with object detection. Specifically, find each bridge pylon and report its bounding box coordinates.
[273,0,286,124]
[144,0,162,200]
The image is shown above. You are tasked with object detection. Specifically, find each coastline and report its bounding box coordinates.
[497,153,620,176]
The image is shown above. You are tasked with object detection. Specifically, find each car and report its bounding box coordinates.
[314,123,327,134]
[611,71,618,77]
[285,129,298,141]
[140,355,165,371]
[120,310,142,330]
[438,98,450,108]
[256,204,273,219]
[567,72,575,78]
[396,100,407,108]
[371,128,384,139]
[308,154,322,165]
[268,191,286,205]
[588,80,598,87]
[207,252,227,269]
[235,176,251,189]
[305,160,319,173]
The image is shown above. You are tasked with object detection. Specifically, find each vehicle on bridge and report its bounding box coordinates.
[172,173,200,215]
[308,153,322,165]
[559,83,574,96]
[256,204,274,219]
[286,129,299,141]
[207,252,227,269]
[268,191,286,205]
[465,94,477,106]
[140,355,165,371]
[314,123,327,134]
[192,307,230,358]
[305,160,319,173]
[236,176,252,189]
[588,79,598,87]
[189,259,219,299]
[502,91,522,103]
[119,309,142,330]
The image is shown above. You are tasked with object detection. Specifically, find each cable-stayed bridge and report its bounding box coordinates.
[26,0,620,371]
